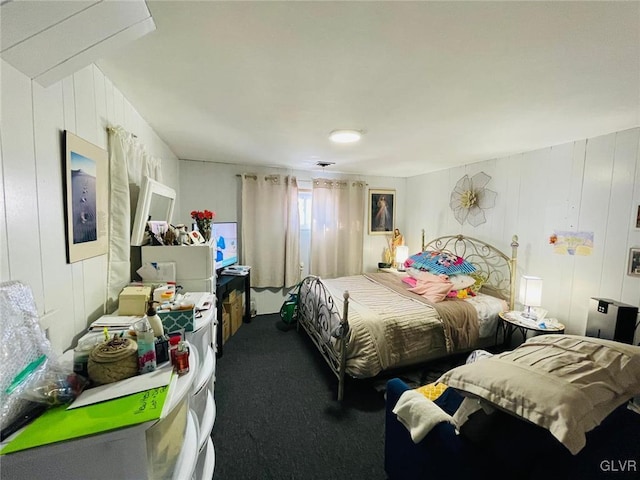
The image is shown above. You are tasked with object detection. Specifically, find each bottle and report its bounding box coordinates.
[134,318,157,374]
[145,301,164,337]
[169,335,181,366]
[175,341,190,376]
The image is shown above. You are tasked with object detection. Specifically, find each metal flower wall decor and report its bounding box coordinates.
[450,172,497,227]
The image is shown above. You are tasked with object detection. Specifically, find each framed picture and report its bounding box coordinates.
[63,131,109,263]
[369,189,395,234]
[635,204,640,230]
[628,248,640,277]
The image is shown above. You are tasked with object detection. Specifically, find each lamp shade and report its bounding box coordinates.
[395,245,410,270]
[519,275,543,307]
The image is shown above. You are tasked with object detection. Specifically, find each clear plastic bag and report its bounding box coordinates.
[19,365,89,406]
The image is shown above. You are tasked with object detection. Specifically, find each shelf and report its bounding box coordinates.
[196,438,215,480]
[193,346,214,395]
[198,390,215,450]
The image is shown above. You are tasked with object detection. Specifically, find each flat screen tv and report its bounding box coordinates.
[213,221,239,270]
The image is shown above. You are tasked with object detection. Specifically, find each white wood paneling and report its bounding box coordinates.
[32,79,76,352]
[406,128,640,336]
[1,60,178,354]
[0,130,8,281]
[1,61,45,310]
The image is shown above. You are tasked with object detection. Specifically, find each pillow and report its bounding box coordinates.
[406,250,476,275]
[446,287,475,299]
[437,335,640,455]
[407,273,453,303]
[448,274,476,290]
[468,272,487,294]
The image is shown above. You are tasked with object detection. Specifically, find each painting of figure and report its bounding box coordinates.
[369,189,395,234]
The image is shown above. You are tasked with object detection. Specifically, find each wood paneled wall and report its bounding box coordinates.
[405,128,640,339]
[0,60,179,354]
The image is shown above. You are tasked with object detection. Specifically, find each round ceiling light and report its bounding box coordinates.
[329,129,362,143]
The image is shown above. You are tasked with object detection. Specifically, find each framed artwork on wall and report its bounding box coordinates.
[63,131,109,263]
[369,189,395,235]
[635,204,640,230]
[628,248,640,277]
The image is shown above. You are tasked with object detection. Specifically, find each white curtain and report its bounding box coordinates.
[310,178,366,278]
[241,174,300,288]
[107,126,163,311]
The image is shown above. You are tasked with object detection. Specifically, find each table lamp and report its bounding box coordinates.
[395,246,410,271]
[519,275,543,319]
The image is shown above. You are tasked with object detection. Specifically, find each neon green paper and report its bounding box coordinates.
[1,385,169,455]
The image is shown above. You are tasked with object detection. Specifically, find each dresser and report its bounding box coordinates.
[0,294,217,480]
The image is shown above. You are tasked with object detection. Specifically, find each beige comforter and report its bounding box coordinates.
[320,273,480,378]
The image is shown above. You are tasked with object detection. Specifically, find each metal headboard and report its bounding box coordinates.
[421,230,519,310]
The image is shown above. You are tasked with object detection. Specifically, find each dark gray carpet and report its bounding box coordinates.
[211,314,388,480]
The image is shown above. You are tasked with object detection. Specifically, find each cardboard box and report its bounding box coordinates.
[228,289,238,303]
[157,307,195,333]
[222,311,231,344]
[119,286,151,316]
[231,297,242,335]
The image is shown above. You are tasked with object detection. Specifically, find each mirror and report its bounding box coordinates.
[130,176,176,246]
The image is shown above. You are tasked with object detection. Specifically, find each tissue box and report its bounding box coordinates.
[119,286,151,316]
[158,308,195,333]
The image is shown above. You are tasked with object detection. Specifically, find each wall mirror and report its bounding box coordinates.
[130,176,176,246]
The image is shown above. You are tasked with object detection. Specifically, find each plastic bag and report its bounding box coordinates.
[19,366,89,406]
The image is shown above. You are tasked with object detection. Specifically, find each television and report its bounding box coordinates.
[213,221,239,271]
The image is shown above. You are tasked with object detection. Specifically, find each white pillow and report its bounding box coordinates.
[448,274,475,290]
[438,335,640,454]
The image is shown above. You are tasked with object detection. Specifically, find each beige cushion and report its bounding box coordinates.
[438,335,640,454]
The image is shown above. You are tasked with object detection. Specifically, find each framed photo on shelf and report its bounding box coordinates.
[628,248,640,277]
[369,189,395,235]
[63,131,109,263]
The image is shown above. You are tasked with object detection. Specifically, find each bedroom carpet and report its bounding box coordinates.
[211,313,467,480]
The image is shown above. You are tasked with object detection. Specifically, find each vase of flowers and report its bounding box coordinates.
[191,209,215,242]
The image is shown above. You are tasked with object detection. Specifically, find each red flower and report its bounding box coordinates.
[191,209,216,221]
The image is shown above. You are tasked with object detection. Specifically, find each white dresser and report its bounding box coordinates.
[0,296,218,480]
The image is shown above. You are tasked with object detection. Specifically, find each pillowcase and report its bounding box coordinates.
[448,274,476,290]
[406,250,476,275]
[437,335,640,455]
[407,271,453,303]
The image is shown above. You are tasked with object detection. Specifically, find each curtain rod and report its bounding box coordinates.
[107,126,137,138]
[236,173,367,186]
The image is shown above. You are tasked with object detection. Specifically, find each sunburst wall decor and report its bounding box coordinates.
[450,171,497,227]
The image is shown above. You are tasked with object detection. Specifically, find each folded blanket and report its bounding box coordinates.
[392,390,454,443]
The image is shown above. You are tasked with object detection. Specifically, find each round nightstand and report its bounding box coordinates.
[496,311,565,348]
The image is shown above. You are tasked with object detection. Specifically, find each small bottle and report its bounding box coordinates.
[145,301,164,337]
[134,318,157,374]
[175,341,190,376]
[169,335,181,366]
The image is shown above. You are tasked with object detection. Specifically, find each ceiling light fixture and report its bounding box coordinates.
[329,129,362,143]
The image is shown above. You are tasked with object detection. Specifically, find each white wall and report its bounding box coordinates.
[0,60,179,355]
[405,128,640,340]
[178,159,407,314]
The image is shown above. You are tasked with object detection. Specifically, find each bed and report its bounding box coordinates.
[385,335,640,479]
[296,232,520,400]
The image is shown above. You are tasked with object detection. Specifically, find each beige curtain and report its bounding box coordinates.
[241,174,300,288]
[106,126,163,311]
[310,178,366,278]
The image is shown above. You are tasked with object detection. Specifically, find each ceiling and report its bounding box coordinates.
[95,1,640,178]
